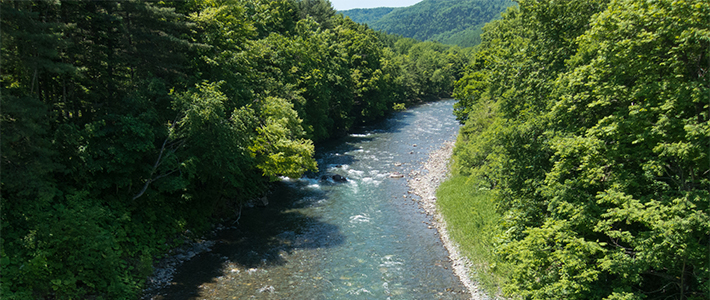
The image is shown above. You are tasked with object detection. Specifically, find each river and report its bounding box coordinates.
[148,99,465,299]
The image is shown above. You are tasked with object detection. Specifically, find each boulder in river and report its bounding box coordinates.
[332,174,347,182]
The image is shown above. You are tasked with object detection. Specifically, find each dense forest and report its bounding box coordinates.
[450,0,709,299]
[0,0,471,298]
[341,0,514,47]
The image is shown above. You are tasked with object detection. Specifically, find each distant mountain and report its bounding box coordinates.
[340,0,515,47]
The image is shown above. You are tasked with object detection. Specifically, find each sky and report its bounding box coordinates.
[330,0,424,11]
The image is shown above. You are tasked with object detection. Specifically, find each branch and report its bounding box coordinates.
[232,203,243,225]
[132,121,179,201]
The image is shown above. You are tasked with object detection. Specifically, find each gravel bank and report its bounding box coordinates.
[407,140,490,300]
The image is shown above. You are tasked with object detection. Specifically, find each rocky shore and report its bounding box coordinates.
[407,141,490,300]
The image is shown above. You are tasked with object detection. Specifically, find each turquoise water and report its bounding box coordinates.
[150,100,464,299]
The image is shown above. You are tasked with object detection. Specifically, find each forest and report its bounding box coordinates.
[341,0,514,47]
[0,0,471,298]
[337,7,395,25]
[448,0,709,299]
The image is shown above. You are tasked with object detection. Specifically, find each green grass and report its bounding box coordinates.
[437,175,510,297]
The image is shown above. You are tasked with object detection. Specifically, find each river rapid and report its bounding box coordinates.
[147,99,466,299]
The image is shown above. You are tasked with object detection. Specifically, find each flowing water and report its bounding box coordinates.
[151,99,464,299]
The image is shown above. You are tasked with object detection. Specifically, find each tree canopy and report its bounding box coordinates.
[0,0,468,298]
[451,0,709,298]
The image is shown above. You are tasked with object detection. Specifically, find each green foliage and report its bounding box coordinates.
[171,82,264,205]
[451,0,710,298]
[341,0,515,47]
[1,0,461,298]
[25,192,134,298]
[294,0,337,29]
[250,96,317,179]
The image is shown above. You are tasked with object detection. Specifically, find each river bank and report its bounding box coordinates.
[407,140,490,300]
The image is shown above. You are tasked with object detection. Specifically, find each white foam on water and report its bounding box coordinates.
[348,169,364,177]
[379,255,404,268]
[349,133,371,137]
[368,155,380,161]
[361,177,382,186]
[291,177,321,189]
[347,288,373,295]
[348,180,360,194]
[374,173,388,179]
[349,214,371,223]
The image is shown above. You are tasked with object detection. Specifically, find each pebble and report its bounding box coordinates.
[407,140,489,300]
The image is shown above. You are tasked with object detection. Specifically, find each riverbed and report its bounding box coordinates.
[145,99,468,299]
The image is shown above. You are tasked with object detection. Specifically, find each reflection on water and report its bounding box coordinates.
[150,100,464,299]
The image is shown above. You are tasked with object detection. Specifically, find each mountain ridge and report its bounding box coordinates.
[340,0,515,47]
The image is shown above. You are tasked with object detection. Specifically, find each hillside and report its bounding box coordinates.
[341,0,515,47]
[340,7,395,24]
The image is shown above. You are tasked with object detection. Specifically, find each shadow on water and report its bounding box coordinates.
[312,110,415,172]
[317,110,416,153]
[155,181,346,299]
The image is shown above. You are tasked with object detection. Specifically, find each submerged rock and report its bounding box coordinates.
[332,174,347,182]
[258,196,268,207]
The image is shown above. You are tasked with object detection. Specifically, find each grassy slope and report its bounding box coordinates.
[436,175,510,296]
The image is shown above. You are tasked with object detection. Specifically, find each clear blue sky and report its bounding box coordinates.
[330,0,423,11]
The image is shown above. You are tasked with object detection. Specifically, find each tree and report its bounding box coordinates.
[451,0,710,298]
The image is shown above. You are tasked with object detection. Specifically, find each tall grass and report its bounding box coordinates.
[437,175,510,297]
